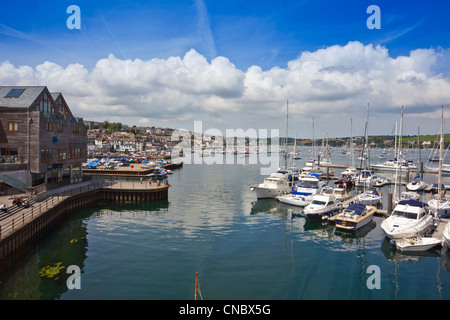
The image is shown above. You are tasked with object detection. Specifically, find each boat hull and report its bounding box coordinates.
[276,194,311,207]
[252,186,291,199]
[335,206,376,231]
[305,205,342,221]
[427,199,450,218]
[381,215,434,239]
[406,181,427,191]
[395,238,442,252]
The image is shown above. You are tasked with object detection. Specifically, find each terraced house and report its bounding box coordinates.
[0,86,87,192]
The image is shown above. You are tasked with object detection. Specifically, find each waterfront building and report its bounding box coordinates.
[0,86,87,191]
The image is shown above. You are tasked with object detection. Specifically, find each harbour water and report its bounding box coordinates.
[0,148,450,300]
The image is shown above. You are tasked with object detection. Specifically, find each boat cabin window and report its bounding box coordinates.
[392,210,418,220]
[311,200,326,205]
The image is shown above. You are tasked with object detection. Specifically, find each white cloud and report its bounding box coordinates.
[0,41,449,136]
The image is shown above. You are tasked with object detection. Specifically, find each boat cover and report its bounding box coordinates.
[345,203,366,215]
[397,199,427,208]
[291,187,311,196]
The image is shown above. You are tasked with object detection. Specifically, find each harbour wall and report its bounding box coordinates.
[0,185,169,275]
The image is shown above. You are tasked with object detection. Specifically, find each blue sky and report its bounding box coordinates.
[2,1,448,70]
[1,0,449,137]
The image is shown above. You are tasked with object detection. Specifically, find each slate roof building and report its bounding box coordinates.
[0,86,87,190]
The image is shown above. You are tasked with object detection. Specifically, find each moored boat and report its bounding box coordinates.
[380,199,434,239]
[333,187,351,201]
[334,203,376,231]
[355,188,382,206]
[394,237,442,252]
[276,193,313,207]
[251,170,293,199]
[406,174,427,191]
[304,194,342,221]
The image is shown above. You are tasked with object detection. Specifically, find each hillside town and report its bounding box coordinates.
[85,121,179,159]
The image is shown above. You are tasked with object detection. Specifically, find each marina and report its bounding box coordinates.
[0,147,449,300]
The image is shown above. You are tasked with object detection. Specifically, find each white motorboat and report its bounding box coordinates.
[277,193,313,207]
[251,170,293,199]
[394,237,442,252]
[334,204,376,231]
[276,173,327,206]
[341,167,358,179]
[394,191,420,205]
[406,174,428,191]
[443,222,450,249]
[301,160,321,174]
[292,173,327,196]
[380,199,434,239]
[333,187,351,201]
[372,159,417,172]
[354,170,387,187]
[304,195,342,221]
[355,188,382,206]
[354,169,373,187]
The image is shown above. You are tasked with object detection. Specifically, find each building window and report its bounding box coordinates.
[8,122,19,131]
[35,93,55,113]
[41,149,53,162]
[72,147,81,159]
[57,124,64,133]
[72,125,81,134]
[57,148,67,161]
[46,122,53,132]
[4,88,25,98]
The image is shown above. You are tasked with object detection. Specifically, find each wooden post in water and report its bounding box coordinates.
[195,272,199,300]
[387,193,393,215]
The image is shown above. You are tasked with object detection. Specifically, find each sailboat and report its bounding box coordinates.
[251,100,297,199]
[427,106,450,217]
[302,117,321,174]
[406,127,427,191]
[372,106,416,172]
[341,118,358,180]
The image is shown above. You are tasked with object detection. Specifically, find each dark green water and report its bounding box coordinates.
[0,150,449,300]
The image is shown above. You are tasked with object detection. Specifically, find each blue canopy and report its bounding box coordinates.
[345,203,366,216]
[397,199,427,208]
[291,187,311,196]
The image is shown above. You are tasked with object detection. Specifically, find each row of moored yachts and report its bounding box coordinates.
[250,166,450,253]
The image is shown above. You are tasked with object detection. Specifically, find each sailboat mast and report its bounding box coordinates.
[350,118,354,168]
[399,106,404,161]
[285,100,289,168]
[438,106,444,203]
[418,126,422,178]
